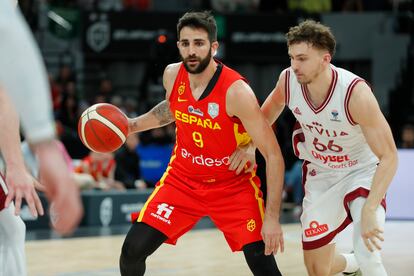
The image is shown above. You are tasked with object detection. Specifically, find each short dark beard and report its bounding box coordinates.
[181,50,212,74]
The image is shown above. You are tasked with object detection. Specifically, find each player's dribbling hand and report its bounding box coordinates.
[261,216,284,255]
[228,142,256,175]
[361,204,384,252]
[4,167,44,217]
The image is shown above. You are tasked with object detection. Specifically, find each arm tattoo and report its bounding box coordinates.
[152,100,174,125]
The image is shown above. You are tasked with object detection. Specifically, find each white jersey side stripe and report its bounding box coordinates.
[344,78,364,126]
[285,70,290,106]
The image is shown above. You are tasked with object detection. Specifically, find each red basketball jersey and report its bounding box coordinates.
[168,62,252,183]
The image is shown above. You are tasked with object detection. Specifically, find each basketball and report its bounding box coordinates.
[78,103,129,153]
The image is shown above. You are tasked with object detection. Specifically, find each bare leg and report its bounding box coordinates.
[303,243,336,276]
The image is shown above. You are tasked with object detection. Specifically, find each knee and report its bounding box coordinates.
[120,238,145,263]
[304,259,331,276]
[243,241,281,276]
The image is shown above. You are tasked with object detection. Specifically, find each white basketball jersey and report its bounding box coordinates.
[286,65,378,172]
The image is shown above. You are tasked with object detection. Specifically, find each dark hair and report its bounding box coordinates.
[286,20,336,57]
[177,11,217,42]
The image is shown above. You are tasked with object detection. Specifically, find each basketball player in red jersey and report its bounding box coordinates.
[120,11,285,276]
[233,20,397,276]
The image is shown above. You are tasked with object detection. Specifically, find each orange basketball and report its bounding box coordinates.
[78,103,129,153]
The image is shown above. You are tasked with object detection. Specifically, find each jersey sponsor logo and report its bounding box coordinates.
[294,107,302,115]
[151,203,174,224]
[304,221,329,237]
[330,109,341,122]
[311,150,350,163]
[301,122,349,137]
[208,102,219,119]
[328,159,358,169]
[311,151,359,168]
[181,148,229,167]
[188,105,204,117]
[247,219,256,232]
[175,110,221,130]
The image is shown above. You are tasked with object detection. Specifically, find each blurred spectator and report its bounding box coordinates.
[399,123,414,148]
[110,95,125,111]
[56,64,76,88]
[97,0,123,10]
[124,97,138,117]
[96,78,114,103]
[92,94,108,104]
[75,151,125,191]
[123,0,151,10]
[49,73,62,115]
[140,126,174,145]
[115,133,147,189]
[210,0,259,13]
[259,0,287,12]
[284,160,303,217]
[288,0,331,13]
[58,86,79,131]
[333,0,363,11]
[333,0,392,12]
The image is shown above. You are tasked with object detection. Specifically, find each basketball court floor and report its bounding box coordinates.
[26,215,414,276]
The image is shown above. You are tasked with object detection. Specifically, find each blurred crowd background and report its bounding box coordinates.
[16,0,414,214]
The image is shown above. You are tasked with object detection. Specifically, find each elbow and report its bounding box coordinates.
[379,147,398,172]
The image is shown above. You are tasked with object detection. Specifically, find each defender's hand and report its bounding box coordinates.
[228,142,256,175]
[361,204,384,252]
[261,216,284,255]
[4,167,44,217]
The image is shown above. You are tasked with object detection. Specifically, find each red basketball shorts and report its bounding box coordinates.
[132,168,265,252]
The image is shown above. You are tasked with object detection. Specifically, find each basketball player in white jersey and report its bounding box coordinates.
[231,20,397,275]
[0,0,83,274]
[269,20,397,276]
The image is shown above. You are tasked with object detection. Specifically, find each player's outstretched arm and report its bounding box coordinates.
[261,71,287,125]
[128,63,179,134]
[349,81,398,251]
[0,90,44,217]
[227,80,285,255]
[128,100,175,134]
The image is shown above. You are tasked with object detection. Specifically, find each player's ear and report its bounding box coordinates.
[212,41,219,56]
[322,52,331,65]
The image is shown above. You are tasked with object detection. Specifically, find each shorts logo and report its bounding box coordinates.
[247,219,256,232]
[294,107,302,115]
[304,221,329,237]
[151,203,174,224]
[309,169,316,176]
